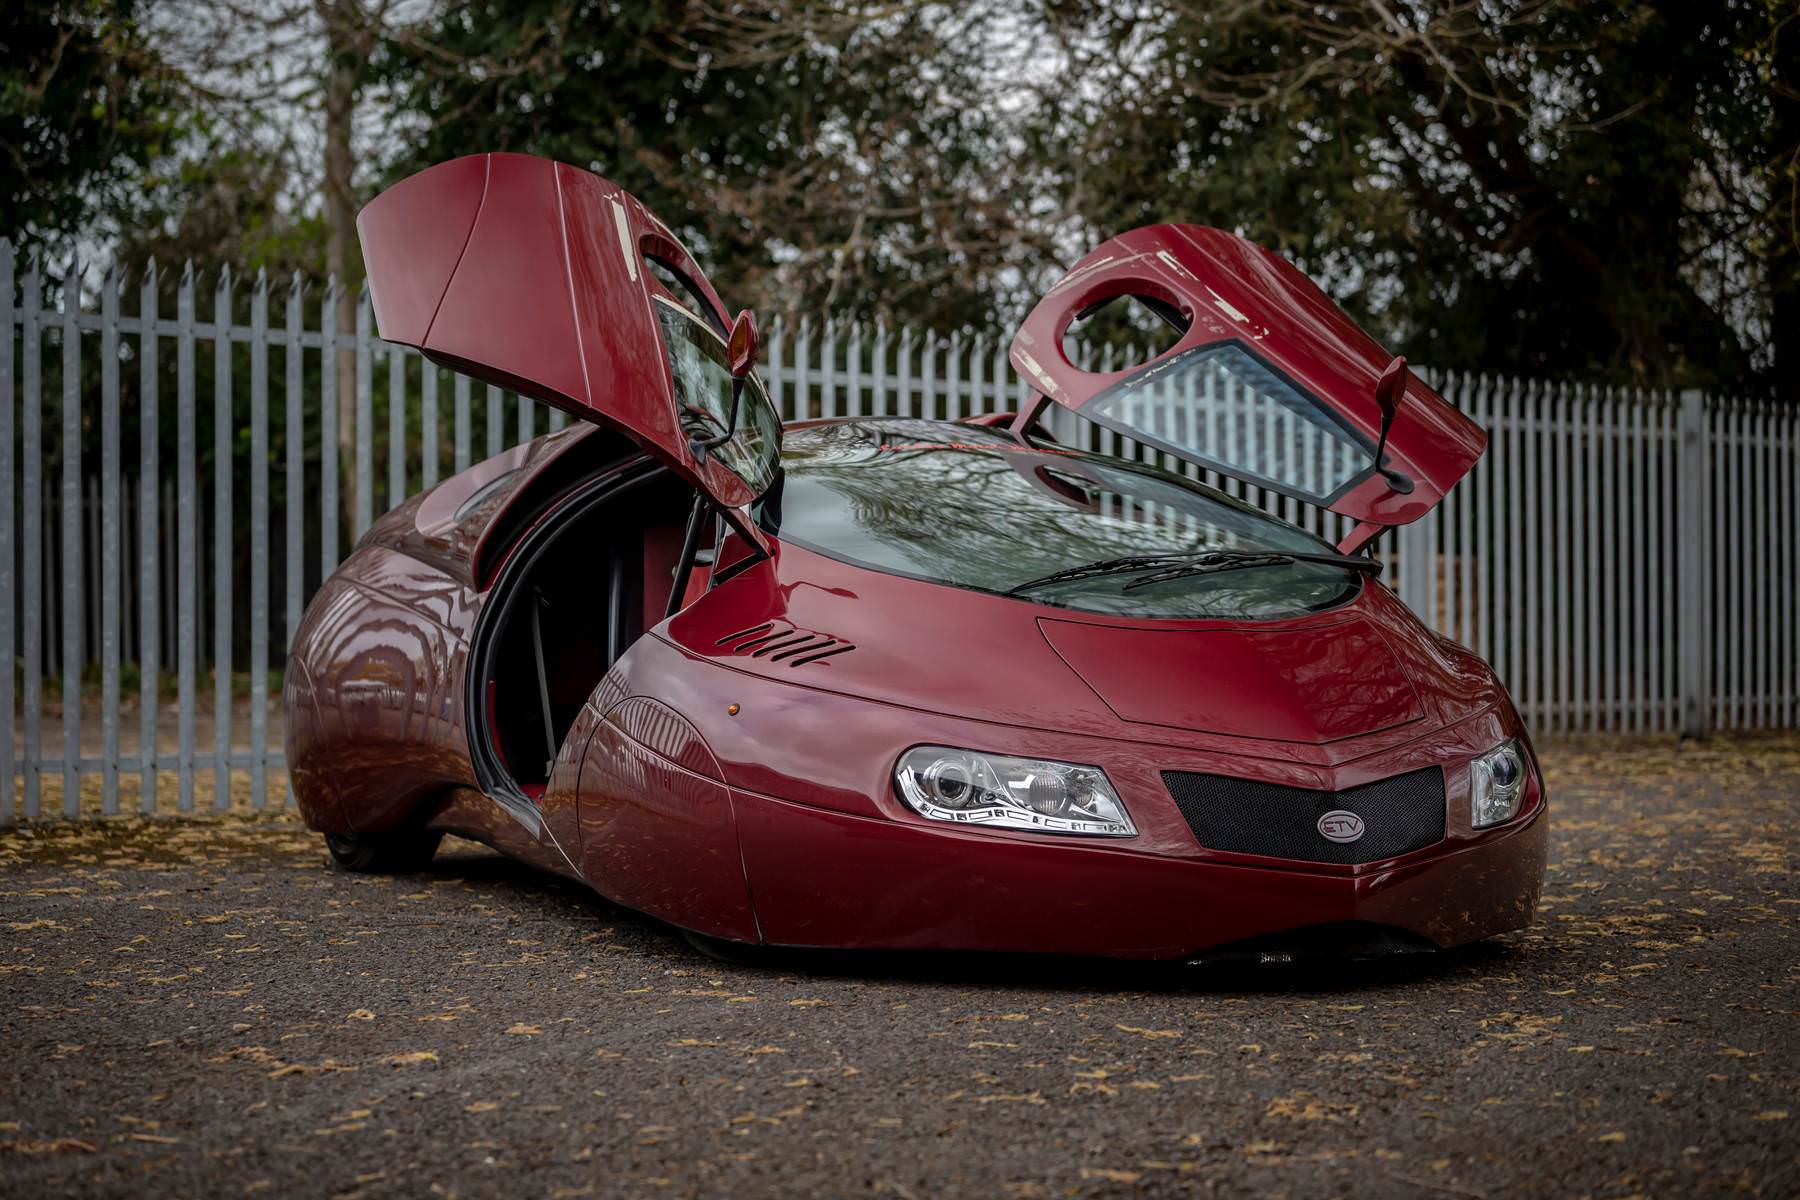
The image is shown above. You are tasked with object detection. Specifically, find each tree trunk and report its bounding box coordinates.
[320,0,361,533]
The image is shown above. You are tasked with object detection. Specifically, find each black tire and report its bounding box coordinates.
[680,928,772,966]
[323,829,443,874]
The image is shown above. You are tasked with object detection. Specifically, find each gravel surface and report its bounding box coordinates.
[1,736,1795,1198]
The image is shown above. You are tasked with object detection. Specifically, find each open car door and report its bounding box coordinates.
[1009,225,1484,537]
[357,153,780,514]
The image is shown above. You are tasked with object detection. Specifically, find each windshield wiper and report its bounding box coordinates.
[1120,550,1381,591]
[1007,548,1378,595]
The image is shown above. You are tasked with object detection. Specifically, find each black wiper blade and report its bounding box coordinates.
[1008,549,1377,596]
[1006,553,1193,595]
[1120,550,1381,592]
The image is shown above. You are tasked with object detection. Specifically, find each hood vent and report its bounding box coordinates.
[714,621,854,667]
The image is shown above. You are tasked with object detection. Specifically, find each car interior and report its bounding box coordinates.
[482,464,696,797]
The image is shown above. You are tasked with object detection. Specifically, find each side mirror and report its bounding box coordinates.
[1371,355,1415,495]
[727,309,759,380]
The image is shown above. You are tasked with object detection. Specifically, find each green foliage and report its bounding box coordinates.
[120,136,334,279]
[0,0,185,242]
[1045,0,1797,390]
[373,2,1045,329]
[5,0,1795,387]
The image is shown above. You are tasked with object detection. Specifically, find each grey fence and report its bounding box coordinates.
[4,243,1798,821]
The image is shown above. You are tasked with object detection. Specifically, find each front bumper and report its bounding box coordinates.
[732,783,1546,959]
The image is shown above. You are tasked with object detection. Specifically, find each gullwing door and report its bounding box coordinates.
[357,152,780,511]
[1009,224,1484,531]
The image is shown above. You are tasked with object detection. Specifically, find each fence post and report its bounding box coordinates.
[1678,388,1708,738]
[212,269,234,808]
[0,243,12,825]
[60,266,82,815]
[139,262,160,812]
[1397,513,1432,623]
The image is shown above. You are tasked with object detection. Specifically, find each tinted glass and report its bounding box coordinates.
[655,298,781,497]
[765,420,1362,620]
[1087,342,1373,504]
[645,255,726,335]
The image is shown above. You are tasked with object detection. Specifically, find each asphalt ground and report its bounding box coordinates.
[1,735,1795,1199]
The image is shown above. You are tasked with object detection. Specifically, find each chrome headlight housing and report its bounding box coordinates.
[894,746,1136,837]
[1470,739,1528,829]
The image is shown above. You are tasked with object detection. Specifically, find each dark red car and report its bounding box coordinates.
[284,153,1545,965]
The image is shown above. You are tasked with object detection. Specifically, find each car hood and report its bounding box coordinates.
[665,543,1506,768]
[1036,614,1423,744]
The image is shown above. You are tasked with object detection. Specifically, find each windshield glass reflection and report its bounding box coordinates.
[764,420,1363,620]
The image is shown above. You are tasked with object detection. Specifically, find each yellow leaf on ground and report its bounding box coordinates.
[1079,1168,1142,1183]
[383,1051,439,1066]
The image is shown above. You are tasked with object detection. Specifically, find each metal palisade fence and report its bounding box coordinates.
[3,243,1798,821]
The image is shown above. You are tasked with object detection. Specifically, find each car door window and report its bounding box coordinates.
[654,297,781,497]
[1087,342,1374,505]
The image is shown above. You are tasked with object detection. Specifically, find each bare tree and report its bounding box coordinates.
[151,0,417,521]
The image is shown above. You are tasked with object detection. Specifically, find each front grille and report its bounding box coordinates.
[1162,766,1446,865]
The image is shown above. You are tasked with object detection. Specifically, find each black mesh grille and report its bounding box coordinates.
[1162,766,1446,865]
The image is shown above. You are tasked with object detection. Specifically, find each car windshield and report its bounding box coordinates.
[762,420,1364,620]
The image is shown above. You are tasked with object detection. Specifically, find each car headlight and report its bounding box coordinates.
[894,746,1136,837]
[1470,739,1527,829]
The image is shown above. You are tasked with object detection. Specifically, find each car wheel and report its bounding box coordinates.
[680,928,771,966]
[323,829,443,874]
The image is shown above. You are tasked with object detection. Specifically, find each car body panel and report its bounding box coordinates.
[284,545,477,836]
[662,538,1501,769]
[732,786,1544,956]
[603,626,1542,953]
[577,696,760,942]
[1036,614,1423,743]
[287,420,1543,960]
[357,152,771,511]
[1010,224,1486,526]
